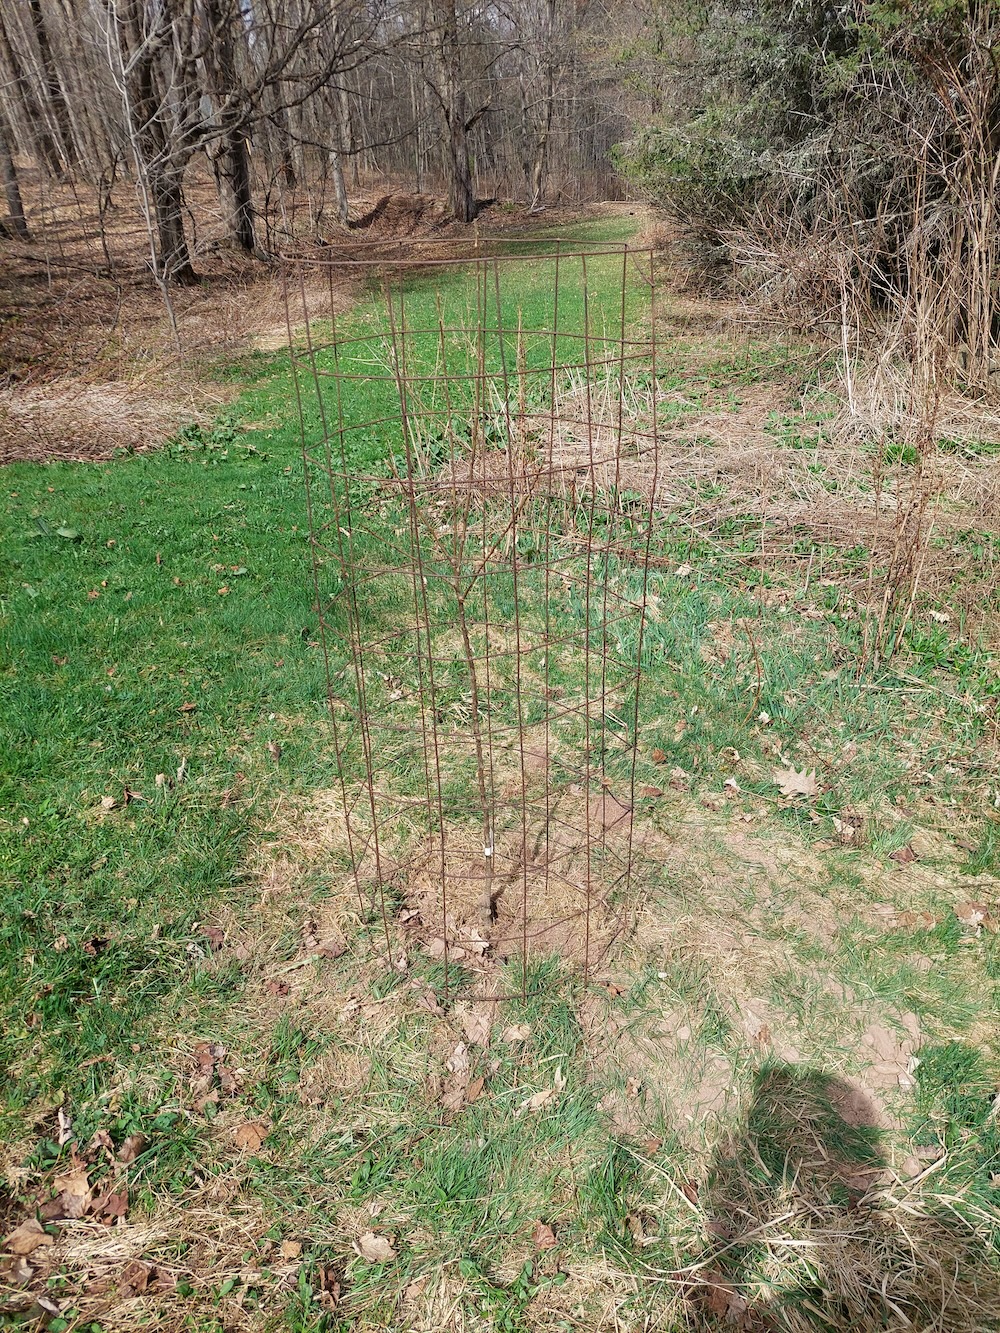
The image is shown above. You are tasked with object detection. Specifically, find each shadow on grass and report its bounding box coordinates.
[688,1063,1000,1332]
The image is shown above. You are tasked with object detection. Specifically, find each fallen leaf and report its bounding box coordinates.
[217,586,230,596]
[502,1023,531,1043]
[680,1179,699,1203]
[955,901,997,932]
[88,1128,113,1155]
[446,1043,470,1076]
[233,1121,268,1153]
[638,784,663,798]
[178,702,197,714]
[267,741,282,762]
[100,795,117,810]
[651,748,667,764]
[8,1255,33,1283]
[675,562,693,577]
[313,936,345,960]
[117,1133,146,1164]
[532,1220,557,1250]
[4,1219,55,1256]
[519,1087,554,1113]
[279,1240,303,1260]
[265,979,290,997]
[92,1187,128,1221]
[51,1165,92,1219]
[202,925,225,951]
[465,1076,485,1104]
[355,1232,395,1263]
[417,990,445,1017]
[773,765,818,799]
[889,844,918,865]
[119,1258,150,1296]
[641,1138,662,1156]
[57,1107,73,1146]
[457,1005,492,1047]
[697,1270,749,1320]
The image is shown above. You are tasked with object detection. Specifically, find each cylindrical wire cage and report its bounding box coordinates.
[286,238,663,1001]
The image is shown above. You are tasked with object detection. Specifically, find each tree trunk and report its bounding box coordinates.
[149,164,199,285]
[330,148,349,224]
[117,0,198,285]
[0,12,64,177]
[0,118,29,240]
[27,0,77,171]
[529,0,558,211]
[431,0,476,223]
[203,0,256,254]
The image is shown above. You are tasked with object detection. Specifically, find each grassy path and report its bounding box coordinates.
[1,217,999,1332]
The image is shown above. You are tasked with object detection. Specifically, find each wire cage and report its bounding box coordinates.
[286,238,663,1001]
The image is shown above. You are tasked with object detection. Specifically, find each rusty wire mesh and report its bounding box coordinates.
[287,238,663,1001]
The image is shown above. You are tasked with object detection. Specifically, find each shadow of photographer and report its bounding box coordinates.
[685,1062,1000,1332]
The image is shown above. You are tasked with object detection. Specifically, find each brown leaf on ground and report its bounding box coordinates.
[889,844,918,865]
[695,1270,750,1320]
[51,1165,92,1219]
[680,1180,699,1204]
[638,784,663,798]
[88,1128,113,1155]
[179,702,197,713]
[442,1042,472,1111]
[92,1187,128,1222]
[280,1240,303,1260]
[117,1133,146,1164]
[56,1107,74,1145]
[519,1087,554,1113]
[417,990,446,1017]
[7,1255,33,1284]
[456,1004,492,1047]
[313,936,345,960]
[201,925,225,951]
[955,901,997,931]
[502,1023,531,1043]
[233,1120,268,1153]
[4,1219,55,1256]
[773,765,818,799]
[265,978,290,997]
[119,1259,150,1296]
[355,1232,396,1263]
[651,747,667,764]
[465,1076,485,1104]
[532,1220,557,1250]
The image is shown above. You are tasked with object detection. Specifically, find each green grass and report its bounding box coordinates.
[2,215,1000,1330]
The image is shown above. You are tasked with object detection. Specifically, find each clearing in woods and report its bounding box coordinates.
[1,212,999,1332]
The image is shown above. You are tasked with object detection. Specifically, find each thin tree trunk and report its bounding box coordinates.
[0,118,30,240]
[203,0,256,254]
[0,12,64,177]
[149,163,199,285]
[27,0,76,171]
[431,0,476,223]
[330,148,349,223]
[528,0,557,211]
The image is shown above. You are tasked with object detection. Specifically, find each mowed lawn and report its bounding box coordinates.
[2,219,999,1332]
